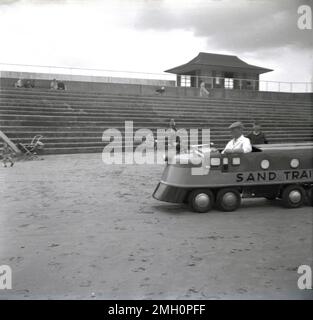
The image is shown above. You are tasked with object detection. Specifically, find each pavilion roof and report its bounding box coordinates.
[165,52,273,75]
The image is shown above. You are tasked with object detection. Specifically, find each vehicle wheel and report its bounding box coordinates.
[188,189,215,213]
[281,185,305,208]
[216,188,241,212]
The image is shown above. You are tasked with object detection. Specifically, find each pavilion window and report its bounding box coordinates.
[225,78,234,89]
[181,75,191,87]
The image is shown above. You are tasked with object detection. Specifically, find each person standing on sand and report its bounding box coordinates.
[168,119,181,153]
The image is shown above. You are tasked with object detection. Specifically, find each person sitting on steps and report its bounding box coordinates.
[57,81,66,90]
[14,78,23,88]
[50,78,58,90]
[155,86,165,95]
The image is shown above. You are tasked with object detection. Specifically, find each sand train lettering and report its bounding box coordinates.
[236,170,313,183]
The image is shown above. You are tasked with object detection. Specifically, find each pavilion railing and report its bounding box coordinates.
[0,62,312,93]
[178,75,313,93]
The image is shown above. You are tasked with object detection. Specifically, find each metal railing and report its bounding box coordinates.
[0,62,174,82]
[178,74,313,93]
[0,62,312,93]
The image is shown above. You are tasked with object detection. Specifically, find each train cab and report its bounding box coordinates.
[153,142,313,212]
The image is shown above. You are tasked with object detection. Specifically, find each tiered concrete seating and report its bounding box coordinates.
[0,87,312,154]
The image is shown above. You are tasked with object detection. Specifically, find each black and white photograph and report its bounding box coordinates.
[0,0,312,306]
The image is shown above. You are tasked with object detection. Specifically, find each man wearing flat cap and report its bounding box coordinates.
[222,121,252,154]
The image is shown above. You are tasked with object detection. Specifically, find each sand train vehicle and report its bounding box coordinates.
[153,142,313,212]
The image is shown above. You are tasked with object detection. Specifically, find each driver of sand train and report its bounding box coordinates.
[222,121,252,154]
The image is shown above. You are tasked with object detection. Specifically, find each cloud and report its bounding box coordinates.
[0,0,207,78]
[135,0,313,51]
[0,0,19,5]
[0,0,312,83]
[132,0,313,82]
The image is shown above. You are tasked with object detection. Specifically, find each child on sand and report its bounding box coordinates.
[2,142,15,167]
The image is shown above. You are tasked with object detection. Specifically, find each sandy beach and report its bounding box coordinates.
[0,153,312,299]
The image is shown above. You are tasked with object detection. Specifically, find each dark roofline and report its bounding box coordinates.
[165,63,273,74]
[165,52,273,75]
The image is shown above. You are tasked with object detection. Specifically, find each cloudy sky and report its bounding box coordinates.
[0,0,312,83]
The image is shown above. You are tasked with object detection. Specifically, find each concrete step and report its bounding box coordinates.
[1,88,312,106]
[17,136,313,155]
[1,97,312,113]
[4,128,313,138]
[2,126,313,135]
[5,130,313,141]
[7,132,313,145]
[1,99,309,113]
[1,122,312,132]
[2,138,313,155]
[1,87,311,155]
[2,123,313,131]
[0,107,310,120]
[0,112,311,122]
[0,112,311,124]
